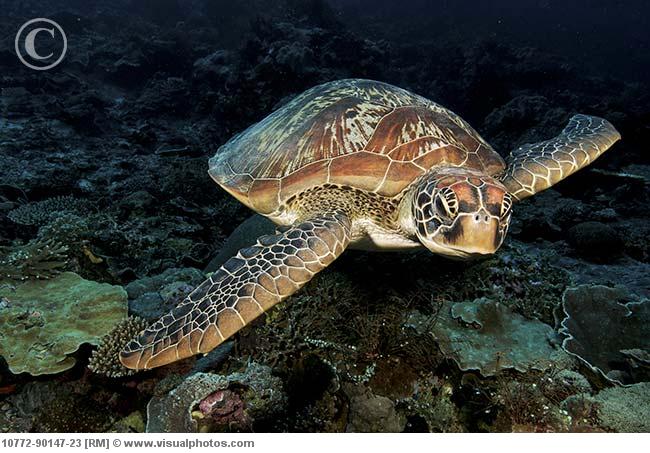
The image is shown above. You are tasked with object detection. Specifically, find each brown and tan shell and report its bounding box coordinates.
[209,79,505,215]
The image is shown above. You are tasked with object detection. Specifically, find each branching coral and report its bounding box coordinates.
[0,238,69,281]
[89,316,149,378]
[7,196,87,226]
[246,270,418,377]
[36,213,91,249]
[454,367,593,432]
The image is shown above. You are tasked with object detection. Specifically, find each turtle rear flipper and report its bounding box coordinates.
[500,114,621,200]
[119,213,351,370]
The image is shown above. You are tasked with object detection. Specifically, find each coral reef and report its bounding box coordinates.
[560,285,650,385]
[32,393,115,433]
[0,272,127,375]
[567,222,623,263]
[7,196,87,226]
[125,267,205,320]
[0,382,59,432]
[343,383,405,432]
[0,239,69,281]
[1,381,116,433]
[89,316,149,378]
[563,382,650,432]
[0,0,648,434]
[110,412,146,433]
[590,382,650,432]
[400,241,570,325]
[398,379,465,433]
[410,298,561,376]
[146,362,286,433]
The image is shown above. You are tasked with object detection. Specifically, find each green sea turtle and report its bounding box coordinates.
[120,79,620,370]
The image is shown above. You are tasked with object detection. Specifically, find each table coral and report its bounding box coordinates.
[417,297,560,376]
[7,196,87,226]
[560,285,650,385]
[0,272,127,375]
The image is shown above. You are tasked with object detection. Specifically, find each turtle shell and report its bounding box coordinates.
[209,79,505,214]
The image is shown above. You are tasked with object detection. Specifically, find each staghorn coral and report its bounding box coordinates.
[89,316,149,378]
[33,213,115,280]
[0,272,127,375]
[0,238,69,281]
[36,213,91,250]
[7,196,87,226]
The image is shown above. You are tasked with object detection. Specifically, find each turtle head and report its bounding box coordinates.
[410,170,512,259]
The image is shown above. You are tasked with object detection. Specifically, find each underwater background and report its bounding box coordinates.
[0,0,649,433]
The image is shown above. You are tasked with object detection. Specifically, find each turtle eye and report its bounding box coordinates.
[435,188,458,219]
[501,193,513,218]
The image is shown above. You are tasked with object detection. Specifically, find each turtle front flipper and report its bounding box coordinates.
[120,212,351,370]
[500,114,621,200]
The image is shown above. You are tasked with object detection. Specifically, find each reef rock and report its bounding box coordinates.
[205,215,276,272]
[560,285,650,385]
[567,222,623,262]
[343,383,405,433]
[126,267,204,320]
[418,298,560,376]
[146,362,286,433]
[0,272,127,375]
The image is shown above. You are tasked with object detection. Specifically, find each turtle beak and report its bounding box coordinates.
[439,210,502,256]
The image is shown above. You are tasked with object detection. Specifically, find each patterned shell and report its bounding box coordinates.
[209,79,505,214]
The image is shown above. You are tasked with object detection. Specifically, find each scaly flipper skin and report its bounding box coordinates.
[119,213,351,370]
[500,114,621,200]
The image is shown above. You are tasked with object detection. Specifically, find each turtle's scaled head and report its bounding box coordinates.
[410,169,512,259]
